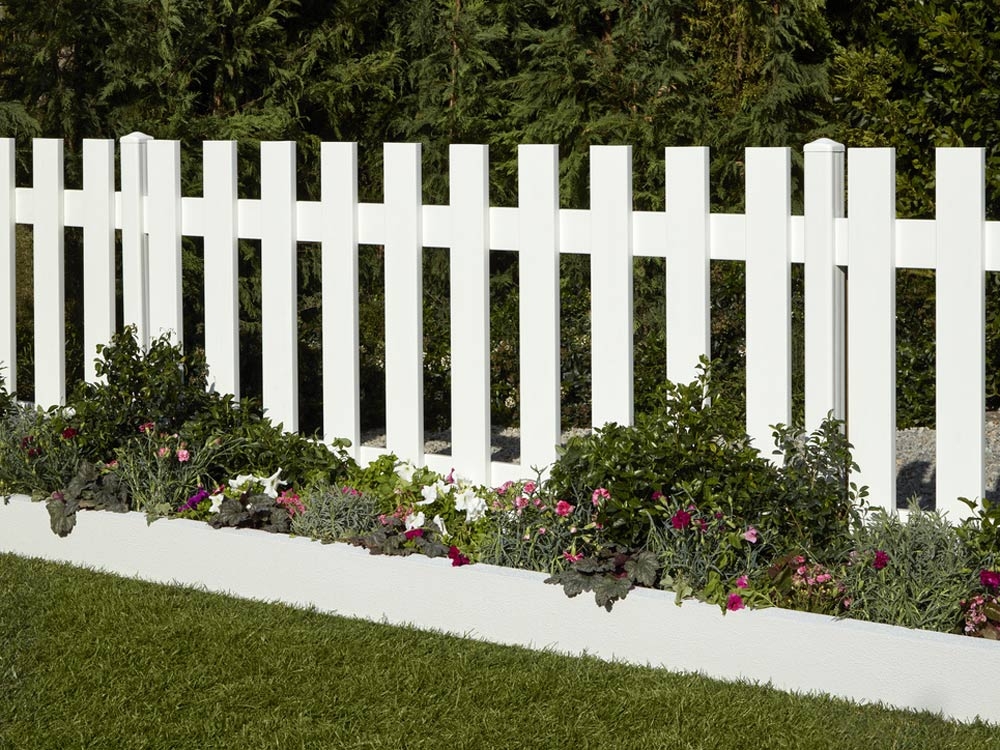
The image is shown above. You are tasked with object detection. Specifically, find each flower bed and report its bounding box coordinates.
[2,492,997,725]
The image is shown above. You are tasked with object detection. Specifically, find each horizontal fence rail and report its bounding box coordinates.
[0,136,992,519]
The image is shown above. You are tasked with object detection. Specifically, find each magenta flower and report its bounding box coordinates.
[563,550,584,563]
[743,527,758,543]
[726,594,746,611]
[651,490,663,501]
[176,448,190,462]
[404,528,424,540]
[555,500,575,517]
[873,550,890,570]
[448,545,470,567]
[671,509,692,530]
[980,569,1000,590]
[591,488,610,507]
[736,575,749,589]
[61,427,78,440]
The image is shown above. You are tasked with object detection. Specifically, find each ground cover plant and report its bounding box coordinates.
[2,554,998,749]
[1,334,999,640]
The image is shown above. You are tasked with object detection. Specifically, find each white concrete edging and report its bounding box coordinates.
[1,493,997,724]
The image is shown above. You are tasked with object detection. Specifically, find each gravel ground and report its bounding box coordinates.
[364,416,1000,511]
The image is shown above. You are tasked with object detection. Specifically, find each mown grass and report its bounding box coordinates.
[0,552,996,750]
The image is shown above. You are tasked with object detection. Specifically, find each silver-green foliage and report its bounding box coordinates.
[290,486,381,543]
[840,507,977,633]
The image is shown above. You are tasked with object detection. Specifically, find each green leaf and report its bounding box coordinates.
[46,498,77,538]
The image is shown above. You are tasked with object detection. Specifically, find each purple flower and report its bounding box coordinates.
[980,569,1000,590]
[872,550,890,570]
[178,487,209,512]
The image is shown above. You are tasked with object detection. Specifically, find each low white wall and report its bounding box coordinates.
[2,493,997,724]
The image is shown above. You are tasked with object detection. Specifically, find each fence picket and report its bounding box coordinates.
[147,140,183,344]
[81,140,116,384]
[745,148,792,454]
[321,142,360,455]
[590,145,634,429]
[203,141,240,400]
[0,139,13,393]
[518,145,561,472]
[32,139,66,408]
[848,148,897,512]
[120,132,152,349]
[450,145,491,483]
[665,147,711,386]
[935,148,986,516]
[804,139,846,431]
[260,142,299,432]
[383,143,424,463]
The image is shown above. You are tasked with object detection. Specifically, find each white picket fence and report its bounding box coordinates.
[0,135,992,518]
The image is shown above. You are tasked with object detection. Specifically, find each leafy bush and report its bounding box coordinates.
[839,508,977,633]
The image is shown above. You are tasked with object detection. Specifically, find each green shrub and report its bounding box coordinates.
[839,508,977,633]
[290,485,382,542]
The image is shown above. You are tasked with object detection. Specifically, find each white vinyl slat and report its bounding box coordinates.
[847,148,897,512]
[449,145,491,483]
[260,142,299,432]
[935,148,985,516]
[81,140,116,383]
[383,143,424,463]
[32,139,66,408]
[146,140,183,343]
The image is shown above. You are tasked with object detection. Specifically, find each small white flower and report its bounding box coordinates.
[209,493,224,514]
[395,461,417,483]
[453,486,476,512]
[432,514,449,538]
[404,511,425,530]
[261,468,285,498]
[417,481,444,506]
[463,495,488,523]
[229,473,257,491]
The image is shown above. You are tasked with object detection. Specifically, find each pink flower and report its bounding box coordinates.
[651,490,663,501]
[514,496,529,511]
[496,480,514,495]
[445,468,456,485]
[555,500,574,517]
[591,488,610,507]
[523,481,537,495]
[743,527,758,543]
[872,550,890,570]
[695,518,707,533]
[726,594,745,611]
[139,421,155,433]
[563,550,584,563]
[404,528,424,540]
[671,509,692,530]
[537,527,547,535]
[176,448,190,462]
[157,446,169,458]
[980,569,1000,590]
[736,575,749,589]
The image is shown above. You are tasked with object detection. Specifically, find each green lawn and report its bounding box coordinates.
[1,553,996,750]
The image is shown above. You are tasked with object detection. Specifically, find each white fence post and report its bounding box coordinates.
[260,141,299,432]
[935,148,985,517]
[203,140,240,399]
[450,144,491,483]
[518,144,561,472]
[590,145,634,429]
[847,148,896,512]
[665,146,711,386]
[32,138,66,408]
[383,143,424,463]
[82,140,116,384]
[0,139,14,393]
[745,147,791,454]
[120,132,152,349]
[146,140,183,344]
[321,141,360,455]
[804,138,846,432]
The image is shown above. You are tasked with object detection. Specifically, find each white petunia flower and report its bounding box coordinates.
[463,495,488,523]
[209,493,224,514]
[261,468,285,498]
[418,481,444,506]
[395,461,417,483]
[432,514,449,538]
[404,511,425,530]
